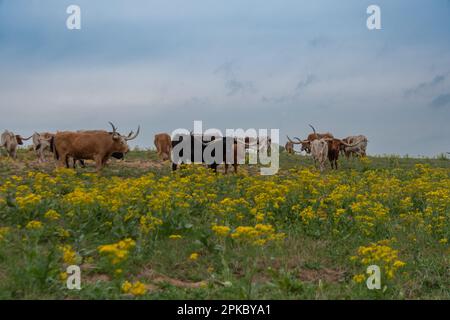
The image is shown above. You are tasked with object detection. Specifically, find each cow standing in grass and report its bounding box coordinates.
[341,135,368,158]
[32,132,55,163]
[53,122,139,171]
[285,140,294,154]
[326,138,358,169]
[154,133,172,161]
[1,130,31,159]
[171,133,245,174]
[310,138,329,172]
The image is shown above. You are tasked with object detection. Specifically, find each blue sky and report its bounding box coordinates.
[1,0,449,155]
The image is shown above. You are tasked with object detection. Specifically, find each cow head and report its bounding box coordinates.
[15,135,24,145]
[287,135,311,153]
[108,122,140,154]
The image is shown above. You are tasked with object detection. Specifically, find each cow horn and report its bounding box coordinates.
[125,126,140,141]
[21,135,32,141]
[338,139,358,147]
[294,137,309,144]
[287,135,301,144]
[108,122,118,133]
[308,124,317,135]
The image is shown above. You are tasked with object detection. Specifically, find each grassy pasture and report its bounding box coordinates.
[0,149,448,299]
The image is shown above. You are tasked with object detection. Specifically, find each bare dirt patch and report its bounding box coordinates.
[138,267,207,289]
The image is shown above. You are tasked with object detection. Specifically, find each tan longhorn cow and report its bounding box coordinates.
[341,135,368,158]
[310,138,329,172]
[1,130,31,159]
[32,132,55,163]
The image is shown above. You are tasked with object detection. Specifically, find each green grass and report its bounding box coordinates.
[0,148,448,300]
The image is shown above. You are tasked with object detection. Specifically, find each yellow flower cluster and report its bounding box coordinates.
[16,193,42,209]
[139,215,163,234]
[44,209,61,221]
[25,220,43,230]
[230,224,285,246]
[189,252,199,261]
[98,238,136,265]
[211,225,231,237]
[121,280,147,296]
[59,245,78,265]
[351,239,406,280]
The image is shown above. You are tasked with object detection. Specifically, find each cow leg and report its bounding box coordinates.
[65,156,71,168]
[224,164,229,174]
[172,163,178,171]
[233,163,238,173]
[94,155,103,172]
[58,153,68,168]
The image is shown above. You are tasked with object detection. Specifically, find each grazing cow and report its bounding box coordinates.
[341,135,368,158]
[171,134,245,173]
[1,130,31,159]
[32,132,55,163]
[287,125,334,154]
[326,138,358,169]
[310,138,329,172]
[154,133,172,161]
[285,139,294,154]
[53,122,139,171]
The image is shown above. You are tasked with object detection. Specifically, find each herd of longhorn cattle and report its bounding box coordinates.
[1,123,367,173]
[286,125,368,171]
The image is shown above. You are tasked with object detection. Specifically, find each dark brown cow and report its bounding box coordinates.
[53,123,139,171]
[171,134,245,174]
[154,133,172,161]
[325,138,358,169]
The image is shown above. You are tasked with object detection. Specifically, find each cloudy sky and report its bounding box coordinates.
[1,0,449,156]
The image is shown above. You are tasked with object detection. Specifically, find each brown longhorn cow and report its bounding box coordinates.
[325,138,358,169]
[285,140,294,154]
[53,123,139,171]
[154,133,172,161]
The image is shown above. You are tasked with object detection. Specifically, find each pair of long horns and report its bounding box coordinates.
[286,135,308,144]
[108,122,140,141]
[322,137,358,148]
